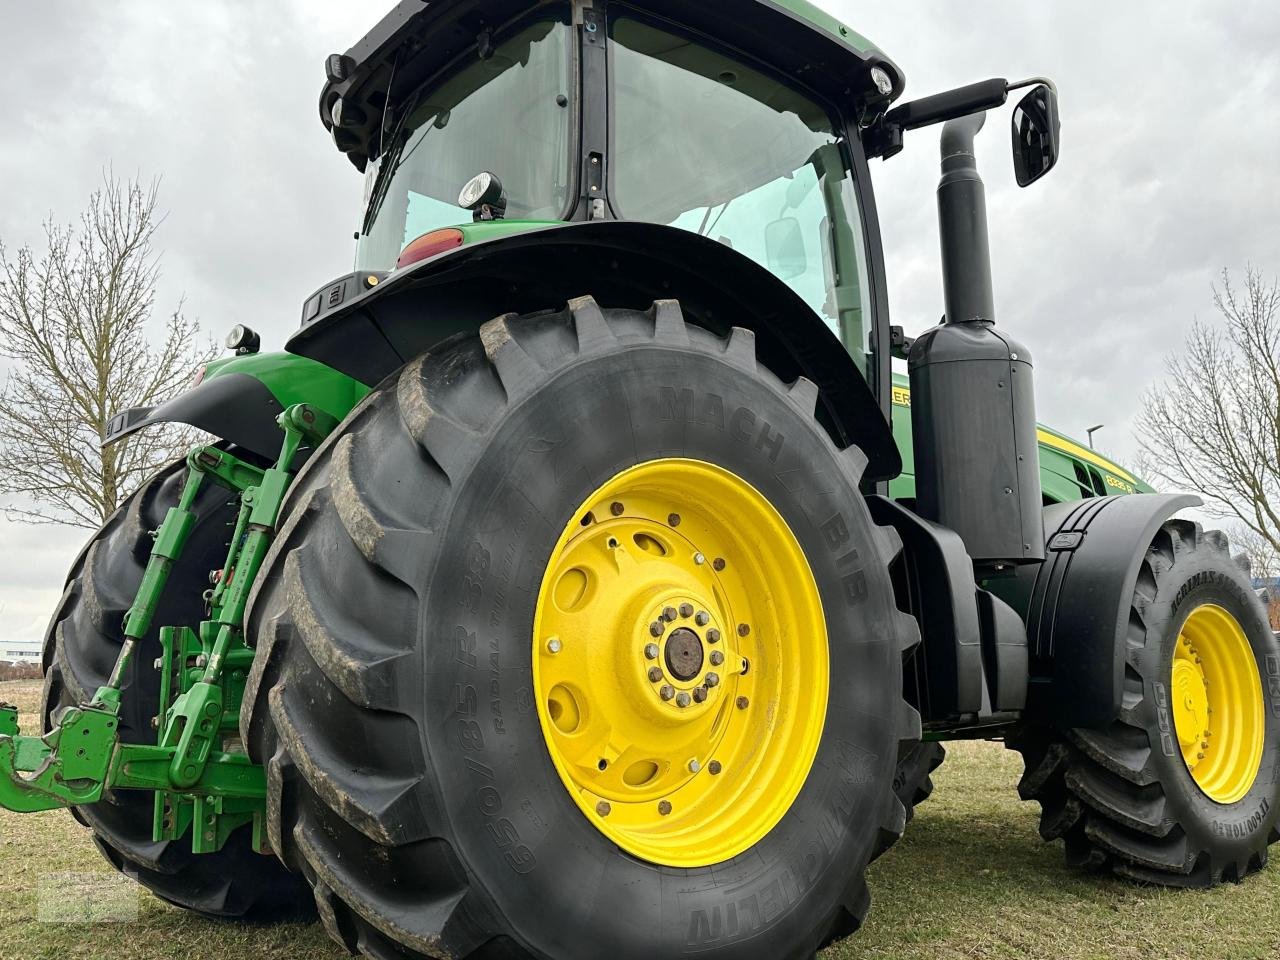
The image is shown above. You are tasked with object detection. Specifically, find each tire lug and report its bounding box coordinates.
[695,611,710,626]
[660,685,675,701]
[644,643,659,660]
[709,650,724,667]
[648,667,663,683]
[676,691,691,708]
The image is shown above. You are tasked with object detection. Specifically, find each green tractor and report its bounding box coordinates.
[4,1,1277,957]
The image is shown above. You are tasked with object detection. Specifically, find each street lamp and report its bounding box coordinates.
[1086,424,1105,449]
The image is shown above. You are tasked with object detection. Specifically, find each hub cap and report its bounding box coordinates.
[1171,603,1264,805]
[532,459,829,867]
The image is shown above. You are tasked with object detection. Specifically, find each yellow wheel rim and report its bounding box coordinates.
[532,458,829,867]
[1171,603,1264,805]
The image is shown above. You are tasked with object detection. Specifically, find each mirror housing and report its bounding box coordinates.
[1011,84,1061,187]
[765,217,807,281]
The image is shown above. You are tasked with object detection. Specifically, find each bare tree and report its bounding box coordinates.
[1228,524,1280,581]
[1137,267,1280,555]
[0,173,214,528]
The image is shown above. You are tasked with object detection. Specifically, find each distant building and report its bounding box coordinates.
[2,646,41,663]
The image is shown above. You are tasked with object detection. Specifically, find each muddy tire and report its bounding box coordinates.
[241,298,922,959]
[42,460,314,919]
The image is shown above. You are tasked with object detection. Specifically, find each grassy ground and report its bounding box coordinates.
[2,678,1278,960]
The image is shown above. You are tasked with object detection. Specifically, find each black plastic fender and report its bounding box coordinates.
[103,374,284,461]
[988,492,1201,728]
[286,221,902,482]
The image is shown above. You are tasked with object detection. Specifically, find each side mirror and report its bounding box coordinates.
[765,217,807,281]
[1011,84,1061,187]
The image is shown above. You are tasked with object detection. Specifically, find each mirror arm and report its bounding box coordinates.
[864,77,1011,160]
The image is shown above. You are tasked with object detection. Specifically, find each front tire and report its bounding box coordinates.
[242,298,921,959]
[1010,520,1280,886]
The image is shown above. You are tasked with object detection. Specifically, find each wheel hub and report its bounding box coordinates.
[532,458,828,867]
[1170,603,1264,805]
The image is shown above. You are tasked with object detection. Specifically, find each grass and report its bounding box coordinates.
[2,678,1278,960]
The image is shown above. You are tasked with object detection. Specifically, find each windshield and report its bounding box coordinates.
[356,19,574,272]
[610,17,874,372]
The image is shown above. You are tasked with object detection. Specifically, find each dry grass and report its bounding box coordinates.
[2,680,1278,960]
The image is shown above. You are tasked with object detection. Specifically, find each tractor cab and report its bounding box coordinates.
[334,1,888,375]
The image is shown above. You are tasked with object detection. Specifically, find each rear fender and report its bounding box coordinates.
[286,221,901,482]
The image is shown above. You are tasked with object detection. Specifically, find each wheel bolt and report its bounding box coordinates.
[688,759,701,773]
[610,501,625,516]
[705,673,720,688]
[668,513,681,527]
[644,643,659,660]
[694,553,705,565]
[1201,740,1209,749]
[695,611,710,626]
[153,658,163,670]
[596,801,611,817]
[648,667,663,683]
[547,638,562,655]
[713,557,726,571]
[649,621,664,638]
[663,606,677,622]
[658,800,672,816]
[150,716,159,730]
[194,655,208,668]
[660,685,675,701]
[736,696,749,710]
[707,628,721,644]
[679,602,694,619]
[708,760,722,776]
[693,686,708,703]
[676,691,691,708]
[1197,752,1205,760]
[710,650,724,667]
[738,623,751,637]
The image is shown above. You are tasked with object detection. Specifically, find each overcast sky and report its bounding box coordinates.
[2,1,1278,650]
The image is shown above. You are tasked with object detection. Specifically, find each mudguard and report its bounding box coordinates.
[287,220,902,482]
[989,492,1201,728]
[103,353,367,461]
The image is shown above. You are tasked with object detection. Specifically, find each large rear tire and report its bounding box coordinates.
[1009,520,1280,886]
[41,460,314,919]
[242,298,922,959]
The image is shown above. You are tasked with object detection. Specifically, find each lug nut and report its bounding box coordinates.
[713,558,726,571]
[736,696,750,710]
[610,501,625,516]
[738,623,750,637]
[710,650,724,667]
[150,716,159,730]
[679,602,694,619]
[707,628,721,644]
[153,658,163,670]
[648,667,663,683]
[660,685,676,701]
[695,611,710,626]
[676,691,691,708]
[694,553,706,565]
[644,643,659,660]
[649,621,664,638]
[658,800,672,816]
[705,672,720,688]
[547,638,563,655]
[693,686,708,703]
[663,606,677,622]
[668,513,681,527]
[596,801,611,817]
[708,760,722,776]
[1201,740,1209,749]
[688,759,701,773]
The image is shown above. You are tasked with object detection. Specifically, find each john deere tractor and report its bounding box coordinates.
[4,2,1277,957]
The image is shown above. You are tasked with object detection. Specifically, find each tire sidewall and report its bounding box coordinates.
[420,340,901,958]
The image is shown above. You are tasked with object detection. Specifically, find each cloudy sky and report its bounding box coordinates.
[1,1,1278,650]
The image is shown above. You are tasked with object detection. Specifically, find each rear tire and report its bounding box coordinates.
[242,298,922,959]
[42,460,314,919]
[894,742,945,824]
[1009,520,1280,886]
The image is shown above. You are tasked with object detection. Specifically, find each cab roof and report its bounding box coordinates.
[319,0,903,171]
